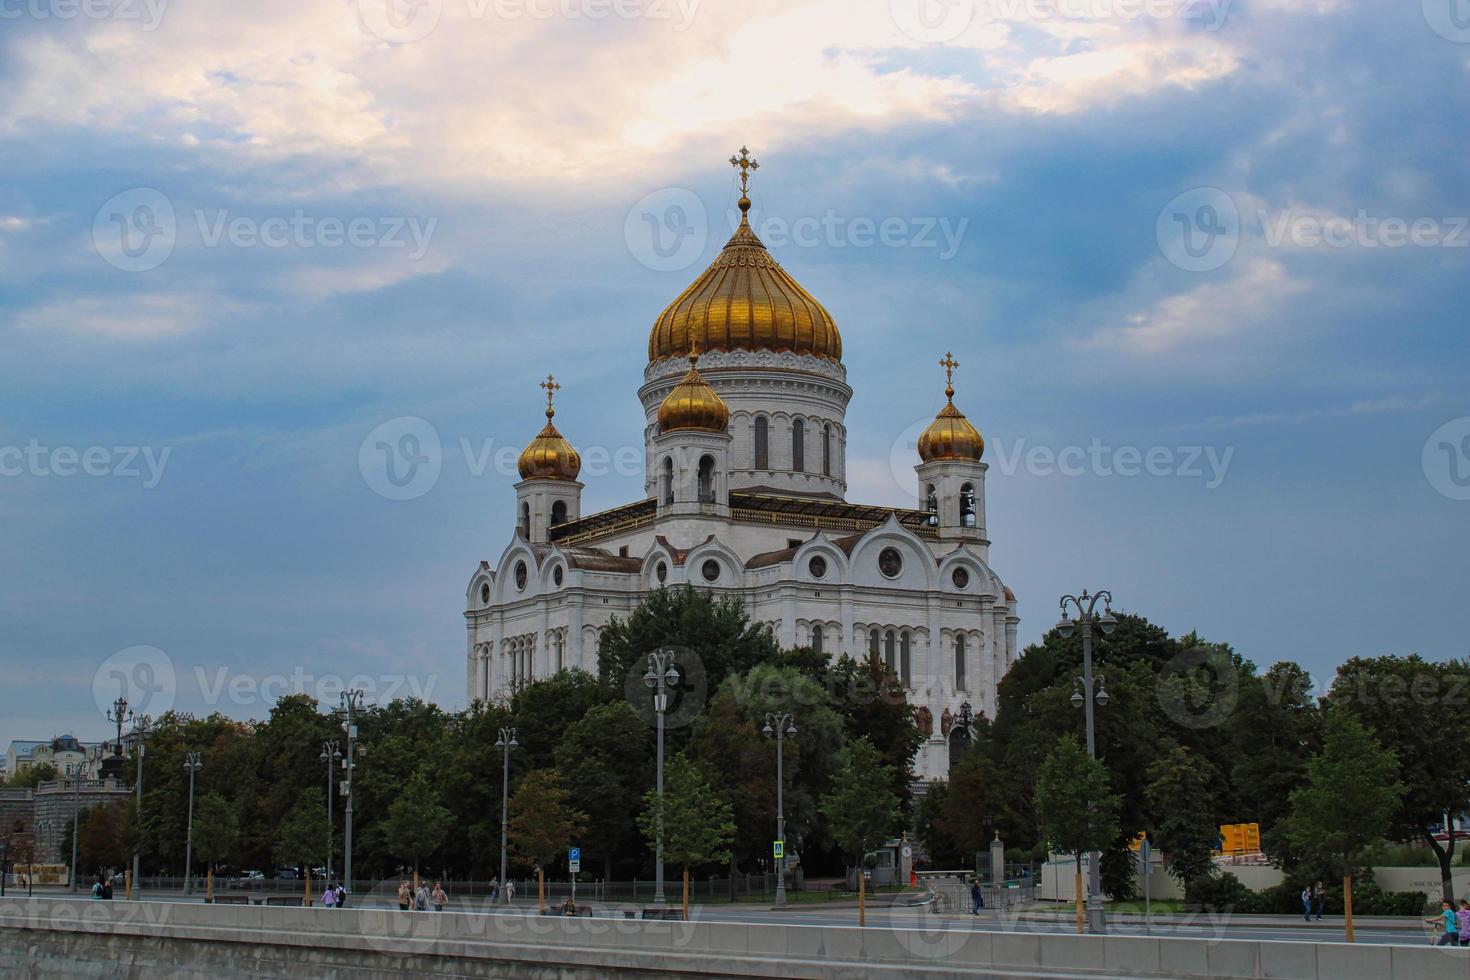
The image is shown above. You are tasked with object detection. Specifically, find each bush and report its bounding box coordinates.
[1185,873,1425,917]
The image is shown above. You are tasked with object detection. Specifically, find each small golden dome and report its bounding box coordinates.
[647,148,842,364]
[918,352,985,462]
[518,375,581,481]
[658,351,730,433]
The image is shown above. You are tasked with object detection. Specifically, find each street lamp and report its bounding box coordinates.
[128,714,152,899]
[494,727,518,905]
[64,762,85,892]
[182,752,203,895]
[644,650,679,907]
[320,740,341,882]
[1057,588,1117,934]
[339,689,364,900]
[761,712,797,906]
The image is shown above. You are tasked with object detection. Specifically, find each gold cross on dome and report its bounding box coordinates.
[939,352,960,388]
[540,374,561,411]
[729,145,759,194]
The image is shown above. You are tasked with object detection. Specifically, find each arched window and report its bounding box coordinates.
[884,629,896,673]
[869,628,880,660]
[519,502,530,538]
[960,483,977,528]
[754,417,769,469]
[955,633,967,692]
[792,418,805,472]
[698,455,716,503]
[925,484,939,525]
[822,424,832,477]
[811,625,824,655]
[555,631,565,672]
[661,456,674,505]
[551,500,567,526]
[900,631,912,687]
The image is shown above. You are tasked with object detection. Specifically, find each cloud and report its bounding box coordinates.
[15,293,229,339]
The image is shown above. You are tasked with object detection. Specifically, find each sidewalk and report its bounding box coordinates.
[1004,908,1428,931]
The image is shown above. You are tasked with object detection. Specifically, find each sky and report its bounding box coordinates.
[1,0,1467,750]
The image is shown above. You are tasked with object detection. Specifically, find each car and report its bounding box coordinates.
[242,870,265,881]
[274,868,300,880]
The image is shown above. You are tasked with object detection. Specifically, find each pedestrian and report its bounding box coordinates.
[322,883,336,908]
[489,876,500,904]
[1300,885,1312,922]
[334,882,347,909]
[1312,880,1325,921]
[1457,899,1470,947]
[506,879,515,904]
[397,879,411,912]
[415,881,431,912]
[1429,901,1459,946]
[101,875,113,900]
[91,876,104,900]
[432,881,447,912]
[970,880,983,915]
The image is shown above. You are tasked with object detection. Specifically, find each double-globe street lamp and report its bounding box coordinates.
[182,752,202,895]
[494,727,518,904]
[126,714,153,898]
[339,689,363,900]
[66,763,83,892]
[644,650,680,907]
[320,740,342,882]
[1057,589,1118,935]
[761,712,797,907]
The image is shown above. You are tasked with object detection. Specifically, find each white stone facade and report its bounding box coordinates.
[464,350,1018,782]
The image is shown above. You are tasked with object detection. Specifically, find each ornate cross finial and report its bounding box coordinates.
[729,145,759,195]
[939,352,959,400]
[540,374,561,418]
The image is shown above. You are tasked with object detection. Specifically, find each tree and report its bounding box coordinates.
[78,801,131,875]
[823,654,922,812]
[637,753,735,909]
[1329,655,1470,903]
[5,763,57,789]
[1144,746,1219,885]
[1286,711,1403,942]
[1035,736,1120,934]
[506,769,587,875]
[379,769,453,878]
[819,737,900,870]
[191,792,238,875]
[273,787,329,872]
[555,701,652,880]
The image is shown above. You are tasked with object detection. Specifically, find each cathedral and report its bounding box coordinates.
[465,150,1018,780]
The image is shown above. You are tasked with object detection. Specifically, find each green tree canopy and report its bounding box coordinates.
[555,701,652,878]
[507,769,587,872]
[190,791,238,872]
[379,769,454,876]
[819,737,900,867]
[638,754,735,874]
[1035,736,1120,862]
[1144,746,1219,885]
[273,787,329,870]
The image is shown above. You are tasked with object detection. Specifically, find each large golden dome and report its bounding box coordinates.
[518,376,581,481]
[658,351,731,433]
[918,353,985,462]
[647,153,841,364]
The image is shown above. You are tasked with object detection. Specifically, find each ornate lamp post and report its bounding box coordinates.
[128,714,152,899]
[761,712,798,906]
[339,689,363,900]
[644,650,680,907]
[67,762,84,892]
[1057,589,1117,935]
[319,740,341,881]
[182,752,202,895]
[494,727,518,904]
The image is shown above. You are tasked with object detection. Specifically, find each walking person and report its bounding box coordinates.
[432,881,447,912]
[397,879,411,912]
[1312,880,1325,921]
[415,880,431,912]
[1300,885,1312,922]
[505,879,515,904]
[488,877,499,904]
[334,882,347,909]
[1429,901,1459,946]
[970,880,983,915]
[1457,899,1470,947]
[322,883,336,908]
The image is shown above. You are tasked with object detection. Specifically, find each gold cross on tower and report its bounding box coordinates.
[540,374,561,417]
[729,145,759,195]
[939,352,959,400]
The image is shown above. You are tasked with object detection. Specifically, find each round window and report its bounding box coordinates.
[479,583,490,604]
[952,567,970,590]
[656,561,668,584]
[808,555,827,579]
[515,561,528,591]
[878,547,903,579]
[553,566,564,588]
[701,559,721,583]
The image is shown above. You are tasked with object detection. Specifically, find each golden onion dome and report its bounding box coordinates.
[647,147,842,364]
[658,351,730,433]
[518,375,581,481]
[918,353,985,462]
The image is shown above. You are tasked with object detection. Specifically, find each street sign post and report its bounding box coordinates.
[1139,837,1152,934]
[569,847,580,908]
[773,840,784,860]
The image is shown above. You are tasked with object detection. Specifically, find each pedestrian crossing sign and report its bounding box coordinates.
[773,840,784,859]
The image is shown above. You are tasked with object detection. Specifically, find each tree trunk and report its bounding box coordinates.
[305,866,312,907]
[1075,857,1084,936]
[682,868,689,921]
[859,868,866,928]
[1343,874,1355,943]
[728,856,738,903]
[1423,826,1456,904]
[538,866,546,914]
